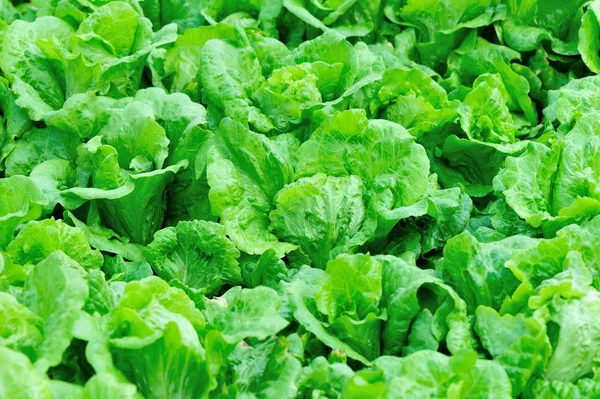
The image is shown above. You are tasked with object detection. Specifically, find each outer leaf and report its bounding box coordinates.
[377,254,474,356]
[315,253,384,360]
[475,307,551,396]
[207,118,297,257]
[316,253,382,320]
[144,220,242,296]
[0,291,43,357]
[282,266,371,364]
[20,251,89,373]
[270,173,369,269]
[0,176,48,249]
[375,350,512,398]
[107,277,209,399]
[437,231,537,312]
[0,16,73,119]
[205,286,289,343]
[7,218,103,270]
[0,347,52,399]
[228,337,302,399]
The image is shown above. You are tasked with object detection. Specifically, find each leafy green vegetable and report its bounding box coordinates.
[144,220,242,296]
[3,1,600,397]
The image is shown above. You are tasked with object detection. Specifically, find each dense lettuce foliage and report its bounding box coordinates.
[3,0,600,398]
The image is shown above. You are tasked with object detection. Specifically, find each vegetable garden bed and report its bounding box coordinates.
[1,1,600,398]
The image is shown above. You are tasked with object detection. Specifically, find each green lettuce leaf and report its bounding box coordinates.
[204,286,289,343]
[20,251,89,373]
[377,254,474,357]
[0,347,52,399]
[160,23,239,95]
[294,109,430,243]
[226,336,302,399]
[6,218,103,270]
[384,0,504,70]
[282,266,371,364]
[374,350,513,398]
[0,175,48,249]
[501,0,586,56]
[314,253,384,360]
[544,75,600,126]
[270,174,370,269]
[526,262,600,383]
[0,16,74,119]
[283,0,381,38]
[474,306,551,396]
[63,2,177,99]
[495,114,600,232]
[144,220,242,296]
[297,356,354,398]
[437,231,538,312]
[207,118,297,257]
[106,276,210,399]
[0,291,43,358]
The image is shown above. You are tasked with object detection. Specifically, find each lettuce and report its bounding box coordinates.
[4,1,600,398]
